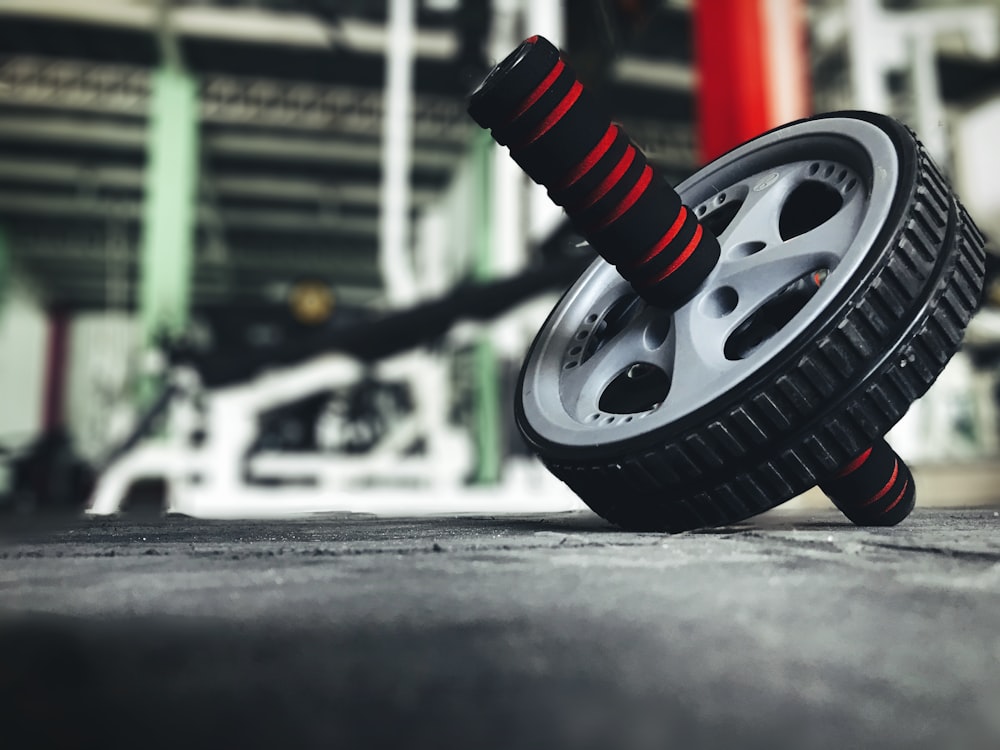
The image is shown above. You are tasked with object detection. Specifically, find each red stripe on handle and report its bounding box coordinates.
[837,447,872,477]
[513,80,582,148]
[591,165,652,231]
[640,224,704,286]
[626,206,688,269]
[506,59,565,124]
[883,479,909,514]
[553,124,617,192]
[861,459,899,507]
[574,145,636,211]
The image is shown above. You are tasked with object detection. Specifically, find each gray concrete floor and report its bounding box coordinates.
[2,507,1000,749]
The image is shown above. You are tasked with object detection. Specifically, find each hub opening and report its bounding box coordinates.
[578,295,644,365]
[724,269,828,360]
[599,363,671,414]
[779,181,843,240]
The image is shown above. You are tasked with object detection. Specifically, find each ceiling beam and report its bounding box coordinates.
[208,175,437,206]
[31,274,383,311]
[21,242,388,309]
[0,115,461,172]
[17,247,380,277]
[0,189,385,236]
[0,115,147,150]
[612,56,695,91]
[0,55,472,143]
[0,156,440,206]
[0,2,459,58]
[10,227,381,280]
[204,130,459,171]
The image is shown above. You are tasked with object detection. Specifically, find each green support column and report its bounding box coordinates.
[138,66,199,403]
[471,131,503,484]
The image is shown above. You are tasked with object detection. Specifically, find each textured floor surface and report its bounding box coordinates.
[2,507,1000,750]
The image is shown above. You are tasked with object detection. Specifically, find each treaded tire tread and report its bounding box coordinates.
[530,121,987,532]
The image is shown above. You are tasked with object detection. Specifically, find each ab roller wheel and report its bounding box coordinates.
[470,36,987,532]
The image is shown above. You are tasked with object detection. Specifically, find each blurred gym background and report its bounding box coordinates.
[1,0,999,517]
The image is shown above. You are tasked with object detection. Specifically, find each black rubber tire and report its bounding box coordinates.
[515,112,987,532]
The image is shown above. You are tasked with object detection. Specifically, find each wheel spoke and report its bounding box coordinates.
[717,170,795,246]
[560,308,655,415]
[712,185,866,313]
[662,303,732,414]
[713,245,838,313]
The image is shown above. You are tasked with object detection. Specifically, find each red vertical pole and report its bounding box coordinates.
[42,309,70,431]
[694,0,810,164]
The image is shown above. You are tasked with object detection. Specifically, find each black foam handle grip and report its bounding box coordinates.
[819,439,916,527]
[468,35,720,310]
